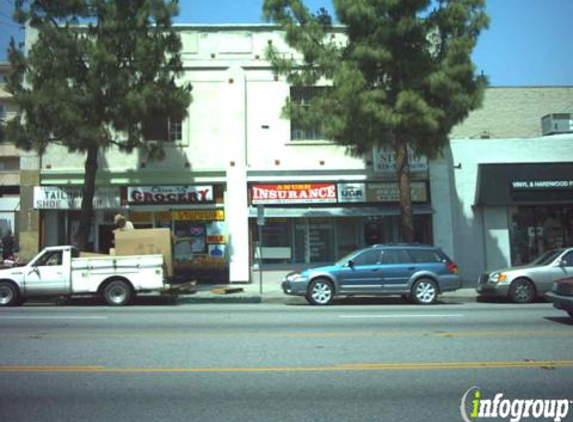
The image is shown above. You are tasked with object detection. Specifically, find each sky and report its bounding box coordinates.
[1,0,572,86]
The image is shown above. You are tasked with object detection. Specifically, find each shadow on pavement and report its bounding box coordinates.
[284,296,461,307]
[23,296,179,307]
[476,296,549,304]
[544,316,573,326]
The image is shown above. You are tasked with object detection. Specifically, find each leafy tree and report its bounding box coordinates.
[7,0,191,250]
[263,0,488,242]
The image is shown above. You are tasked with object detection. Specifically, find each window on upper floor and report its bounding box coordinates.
[290,86,326,141]
[143,116,182,142]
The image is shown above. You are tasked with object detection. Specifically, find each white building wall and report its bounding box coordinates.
[428,148,456,261]
[482,206,511,271]
[245,75,366,172]
[224,66,250,282]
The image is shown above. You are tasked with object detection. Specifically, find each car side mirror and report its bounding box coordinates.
[559,259,568,267]
[346,260,355,268]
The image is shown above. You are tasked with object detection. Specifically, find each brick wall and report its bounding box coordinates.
[451,87,573,139]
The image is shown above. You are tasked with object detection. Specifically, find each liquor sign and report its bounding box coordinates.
[366,182,428,203]
[251,183,337,204]
[128,186,214,205]
[373,146,429,173]
[171,210,225,221]
[337,183,366,203]
[34,186,121,209]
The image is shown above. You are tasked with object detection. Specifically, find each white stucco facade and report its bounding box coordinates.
[28,24,573,285]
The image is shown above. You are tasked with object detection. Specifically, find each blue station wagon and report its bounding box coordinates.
[282,244,461,305]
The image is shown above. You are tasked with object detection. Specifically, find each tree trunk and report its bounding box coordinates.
[77,145,99,251]
[395,138,414,243]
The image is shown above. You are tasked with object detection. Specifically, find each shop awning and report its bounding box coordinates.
[248,204,433,218]
[475,162,573,206]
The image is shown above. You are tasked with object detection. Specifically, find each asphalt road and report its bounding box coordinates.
[1,300,572,422]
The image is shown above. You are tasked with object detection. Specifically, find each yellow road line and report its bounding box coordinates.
[2,361,573,373]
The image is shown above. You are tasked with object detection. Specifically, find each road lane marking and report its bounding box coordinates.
[0,316,108,320]
[339,314,463,318]
[2,360,573,373]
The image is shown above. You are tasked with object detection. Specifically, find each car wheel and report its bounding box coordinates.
[103,280,133,306]
[509,279,535,304]
[307,278,334,306]
[411,279,438,305]
[0,281,20,307]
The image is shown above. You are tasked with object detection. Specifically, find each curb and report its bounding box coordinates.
[175,291,479,305]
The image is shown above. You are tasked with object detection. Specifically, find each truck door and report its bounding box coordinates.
[24,250,70,296]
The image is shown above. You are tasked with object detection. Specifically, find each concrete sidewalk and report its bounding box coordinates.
[176,281,479,304]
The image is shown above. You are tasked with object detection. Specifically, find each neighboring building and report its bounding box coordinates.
[21,25,573,285]
[0,62,21,260]
[445,88,573,283]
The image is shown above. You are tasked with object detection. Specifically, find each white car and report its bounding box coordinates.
[476,248,573,303]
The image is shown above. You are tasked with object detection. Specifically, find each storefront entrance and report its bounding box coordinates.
[509,205,573,265]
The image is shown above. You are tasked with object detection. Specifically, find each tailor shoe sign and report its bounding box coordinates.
[34,186,120,209]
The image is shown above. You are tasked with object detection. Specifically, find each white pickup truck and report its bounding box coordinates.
[0,246,168,306]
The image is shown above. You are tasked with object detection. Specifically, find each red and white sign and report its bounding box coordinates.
[128,186,213,205]
[251,184,337,204]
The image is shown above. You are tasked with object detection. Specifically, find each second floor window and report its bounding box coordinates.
[290,86,326,141]
[143,116,182,142]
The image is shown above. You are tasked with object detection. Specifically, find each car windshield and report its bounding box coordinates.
[335,250,361,266]
[529,249,564,265]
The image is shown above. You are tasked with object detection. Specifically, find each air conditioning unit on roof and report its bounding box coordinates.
[541,113,573,136]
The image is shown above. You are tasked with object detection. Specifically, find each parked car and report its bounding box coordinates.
[546,277,573,319]
[282,244,461,305]
[476,248,573,303]
[0,246,167,306]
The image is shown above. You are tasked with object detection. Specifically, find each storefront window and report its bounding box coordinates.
[252,215,433,265]
[336,218,361,258]
[509,206,573,265]
[174,222,207,261]
[364,215,432,245]
[308,220,335,263]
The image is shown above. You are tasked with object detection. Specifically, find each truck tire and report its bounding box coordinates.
[0,281,21,306]
[103,280,133,306]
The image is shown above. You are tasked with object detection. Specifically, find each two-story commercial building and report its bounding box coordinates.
[21,24,573,285]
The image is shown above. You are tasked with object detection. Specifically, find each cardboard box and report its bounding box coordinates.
[114,228,173,277]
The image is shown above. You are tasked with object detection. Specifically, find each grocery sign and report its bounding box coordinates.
[251,183,337,204]
[128,186,214,205]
